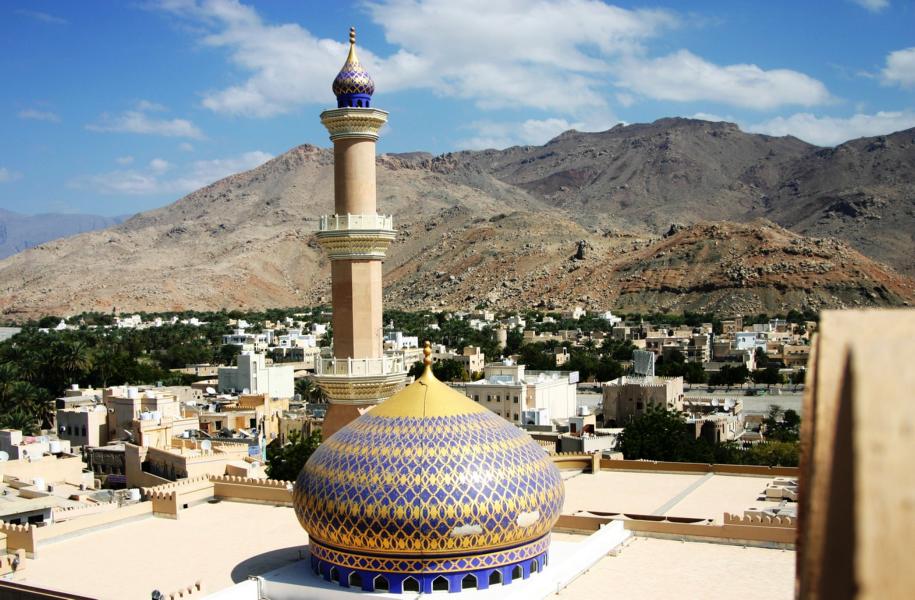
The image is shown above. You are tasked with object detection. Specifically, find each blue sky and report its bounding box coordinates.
[1,0,914,217]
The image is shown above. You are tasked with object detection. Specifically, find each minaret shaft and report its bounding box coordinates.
[334,139,377,214]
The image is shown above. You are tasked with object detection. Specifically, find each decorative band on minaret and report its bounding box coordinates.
[313,27,408,439]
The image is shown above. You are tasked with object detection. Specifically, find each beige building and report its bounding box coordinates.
[217,352,294,399]
[55,405,108,448]
[601,376,685,426]
[457,362,578,425]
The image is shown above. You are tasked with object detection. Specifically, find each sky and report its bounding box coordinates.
[1,0,914,217]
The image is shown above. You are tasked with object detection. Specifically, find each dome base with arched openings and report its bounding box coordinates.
[309,545,549,594]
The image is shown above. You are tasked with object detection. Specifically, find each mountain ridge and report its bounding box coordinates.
[0,119,913,319]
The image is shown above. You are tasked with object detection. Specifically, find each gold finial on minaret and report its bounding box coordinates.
[349,26,356,45]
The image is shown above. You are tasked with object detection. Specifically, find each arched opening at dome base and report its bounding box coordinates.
[329,567,339,583]
[462,574,478,590]
[511,565,523,581]
[432,576,449,592]
[489,570,503,586]
[348,572,362,588]
[373,575,389,592]
[402,577,420,592]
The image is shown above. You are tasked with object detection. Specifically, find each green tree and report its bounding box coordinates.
[617,406,701,462]
[683,362,708,384]
[266,430,322,481]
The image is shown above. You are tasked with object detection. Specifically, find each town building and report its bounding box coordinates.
[217,352,294,399]
[457,361,578,425]
[601,376,685,426]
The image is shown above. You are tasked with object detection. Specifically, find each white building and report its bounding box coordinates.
[384,331,419,350]
[218,352,294,399]
[599,311,622,326]
[456,362,578,425]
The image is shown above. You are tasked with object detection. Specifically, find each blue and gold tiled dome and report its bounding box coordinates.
[294,344,565,594]
[332,27,375,108]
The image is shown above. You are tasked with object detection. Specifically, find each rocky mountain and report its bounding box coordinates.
[0,209,128,259]
[0,119,913,320]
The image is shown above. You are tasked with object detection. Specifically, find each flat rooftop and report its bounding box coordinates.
[562,470,786,522]
[17,501,307,600]
[558,536,794,600]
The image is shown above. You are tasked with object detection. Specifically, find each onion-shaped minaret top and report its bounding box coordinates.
[332,27,375,108]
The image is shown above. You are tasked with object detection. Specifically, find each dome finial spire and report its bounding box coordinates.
[349,26,356,45]
[421,341,434,379]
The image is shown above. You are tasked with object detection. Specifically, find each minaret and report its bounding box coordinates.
[313,27,408,439]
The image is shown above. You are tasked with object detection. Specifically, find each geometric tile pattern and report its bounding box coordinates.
[309,534,550,574]
[294,410,564,556]
[332,58,375,97]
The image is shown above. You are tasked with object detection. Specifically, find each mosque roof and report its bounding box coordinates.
[331,27,375,103]
[293,344,565,559]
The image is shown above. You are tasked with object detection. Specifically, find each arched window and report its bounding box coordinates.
[461,574,477,589]
[531,559,539,573]
[329,566,339,583]
[402,577,420,592]
[432,576,449,592]
[489,570,502,586]
[348,572,362,588]
[356,99,363,107]
[373,575,389,592]
[511,565,522,580]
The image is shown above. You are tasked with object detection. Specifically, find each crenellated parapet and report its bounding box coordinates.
[724,512,797,528]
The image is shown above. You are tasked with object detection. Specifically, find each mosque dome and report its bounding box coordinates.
[293,343,565,594]
[332,27,375,108]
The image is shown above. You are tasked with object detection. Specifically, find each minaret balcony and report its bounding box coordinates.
[316,213,396,260]
[313,355,409,406]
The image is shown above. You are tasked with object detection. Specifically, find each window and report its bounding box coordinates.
[349,572,362,588]
[489,571,502,586]
[487,395,491,402]
[636,402,643,410]
[513,414,519,421]
[461,574,477,589]
[513,396,519,404]
[402,577,420,592]
[474,395,479,402]
[432,576,449,592]
[373,575,389,592]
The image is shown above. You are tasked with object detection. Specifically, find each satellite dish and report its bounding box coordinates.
[0,451,8,462]
[724,399,734,410]
[711,398,719,407]
[206,387,216,395]
[200,440,212,452]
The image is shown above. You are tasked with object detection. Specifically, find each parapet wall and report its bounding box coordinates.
[600,458,799,478]
[556,512,796,547]
[212,475,293,506]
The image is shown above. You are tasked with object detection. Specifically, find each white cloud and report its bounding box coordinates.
[135,100,168,112]
[179,142,195,152]
[18,108,61,122]
[152,0,675,117]
[748,111,915,146]
[690,112,735,123]
[458,116,618,150]
[153,1,833,121]
[116,156,135,165]
[87,102,204,139]
[72,151,272,196]
[850,0,889,12]
[881,47,915,88]
[14,9,68,25]
[615,50,831,110]
[149,158,171,174]
[0,168,23,183]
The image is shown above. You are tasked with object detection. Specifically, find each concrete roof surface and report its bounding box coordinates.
[558,536,794,600]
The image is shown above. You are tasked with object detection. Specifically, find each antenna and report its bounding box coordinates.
[711,398,719,408]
